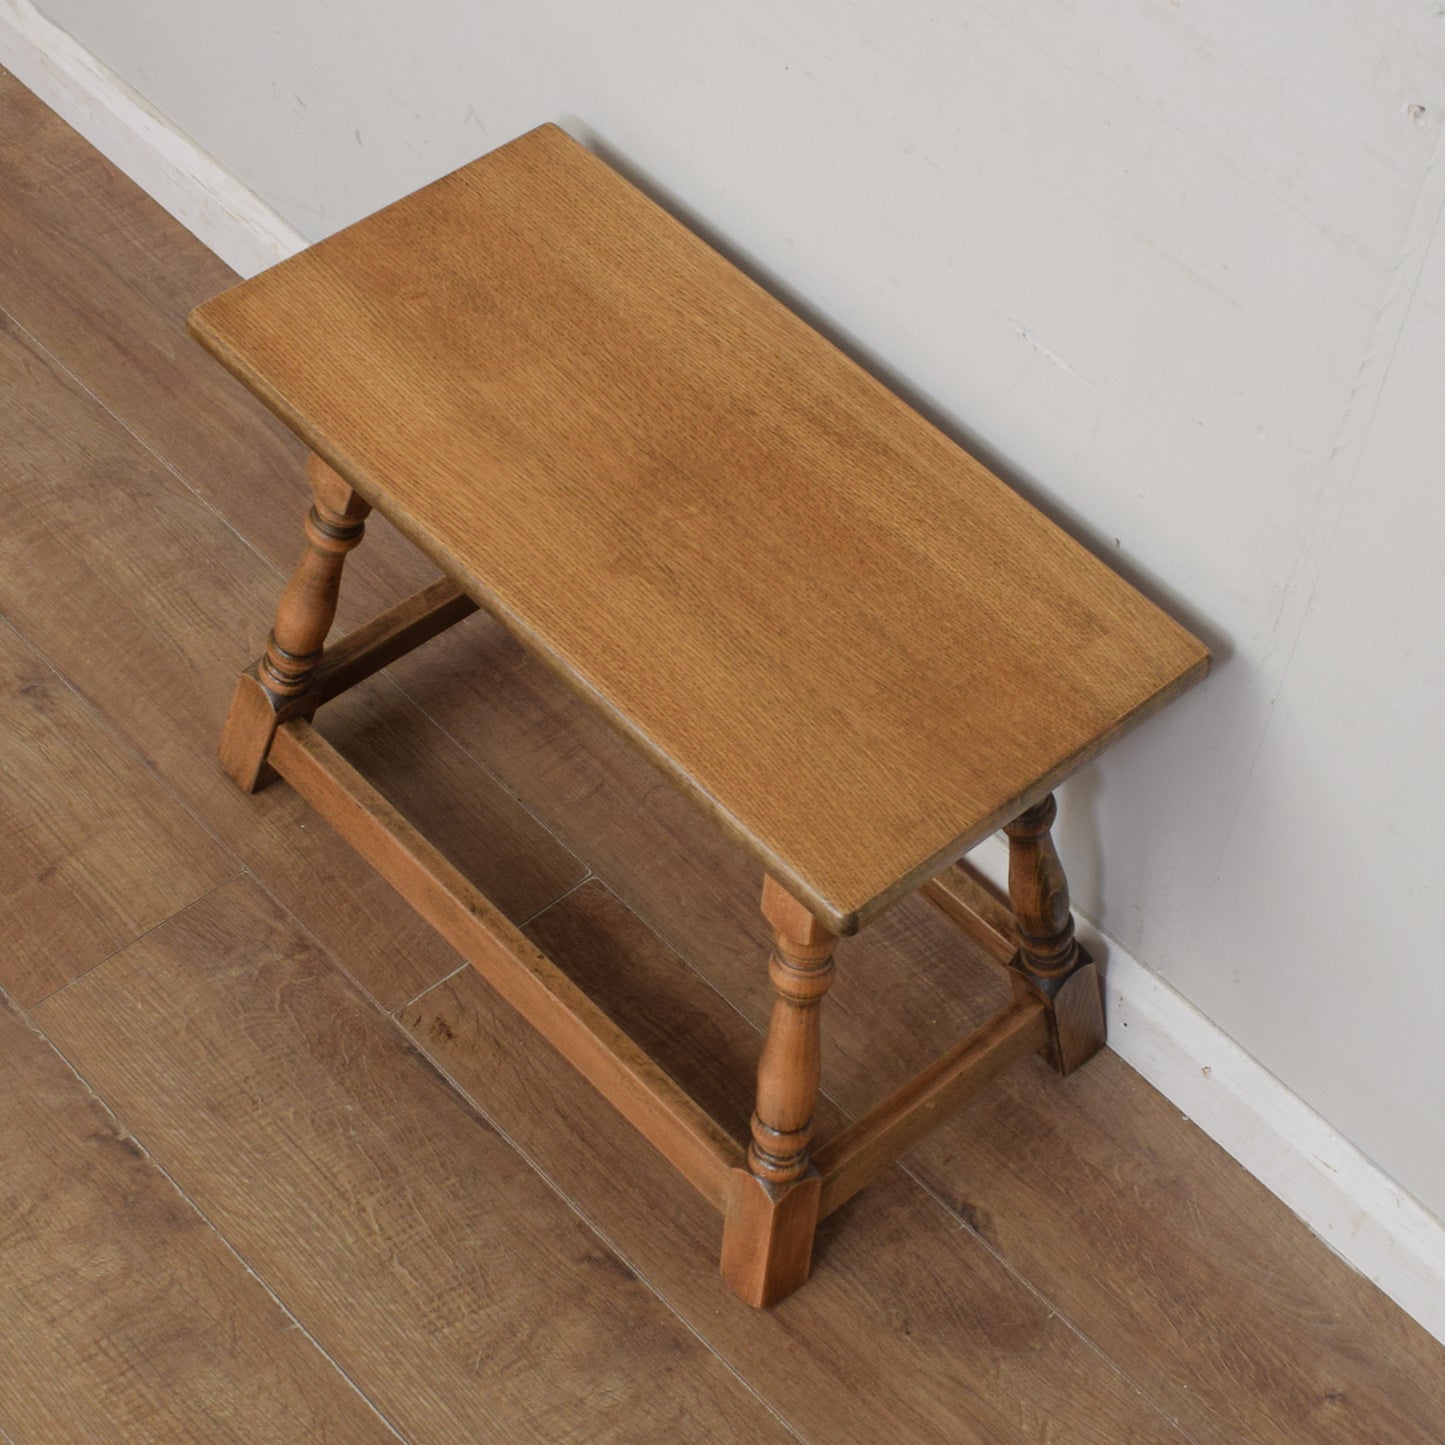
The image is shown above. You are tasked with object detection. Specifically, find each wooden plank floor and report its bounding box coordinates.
[1,67,1442,1442]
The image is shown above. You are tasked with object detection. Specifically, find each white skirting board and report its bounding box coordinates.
[968,837,1445,1348]
[0,0,305,277]
[1103,924,1445,1340]
[4,0,1443,1350]
[1102,932,1445,1346]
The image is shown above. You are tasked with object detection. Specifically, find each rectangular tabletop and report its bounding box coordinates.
[190,123,1208,933]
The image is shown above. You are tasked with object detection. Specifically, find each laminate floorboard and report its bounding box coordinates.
[912,1050,1445,1443]
[3,64,1444,1445]
[0,311,581,1011]
[396,618,1445,1442]
[0,67,435,632]
[405,882,1183,1444]
[0,995,396,1444]
[34,878,793,1445]
[0,616,236,1004]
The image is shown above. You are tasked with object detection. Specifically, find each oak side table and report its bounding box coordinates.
[190,123,1209,1308]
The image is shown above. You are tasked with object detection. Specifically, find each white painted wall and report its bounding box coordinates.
[33,0,1445,1223]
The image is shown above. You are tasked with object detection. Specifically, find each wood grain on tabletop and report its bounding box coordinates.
[395,623,1445,1442]
[391,610,1015,1075]
[402,879,1187,1445]
[0,996,393,1445]
[33,877,794,1445]
[0,68,437,627]
[7,65,1441,1443]
[0,315,581,1011]
[190,121,1209,932]
[0,618,236,1005]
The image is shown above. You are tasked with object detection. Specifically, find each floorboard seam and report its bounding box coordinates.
[354,644,611,898]
[0,610,243,885]
[901,1165,1202,1443]
[239,869,443,1019]
[386,873,597,1018]
[17,997,415,1445]
[0,304,299,587]
[233,868,812,1441]
[471,875,1198,1439]
[25,869,247,1010]
[513,869,595,929]
[396,960,472,1016]
[381,1005,813,1445]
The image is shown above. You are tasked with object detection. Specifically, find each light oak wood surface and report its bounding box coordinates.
[6,68,1443,1441]
[189,120,1195,1297]
[190,122,1208,932]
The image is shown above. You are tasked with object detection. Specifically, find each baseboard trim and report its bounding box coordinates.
[971,837,1445,1347]
[1103,928,1445,1346]
[5,0,1443,1350]
[0,0,305,277]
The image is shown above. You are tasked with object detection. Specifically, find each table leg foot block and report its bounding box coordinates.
[719,1167,822,1308]
[1013,945,1104,1076]
[218,669,287,793]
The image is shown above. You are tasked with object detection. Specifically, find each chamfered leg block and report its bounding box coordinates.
[1004,793,1105,1075]
[219,455,371,792]
[719,875,836,1307]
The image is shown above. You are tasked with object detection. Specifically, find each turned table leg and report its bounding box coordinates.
[720,875,836,1307]
[219,455,371,791]
[1004,794,1105,1075]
